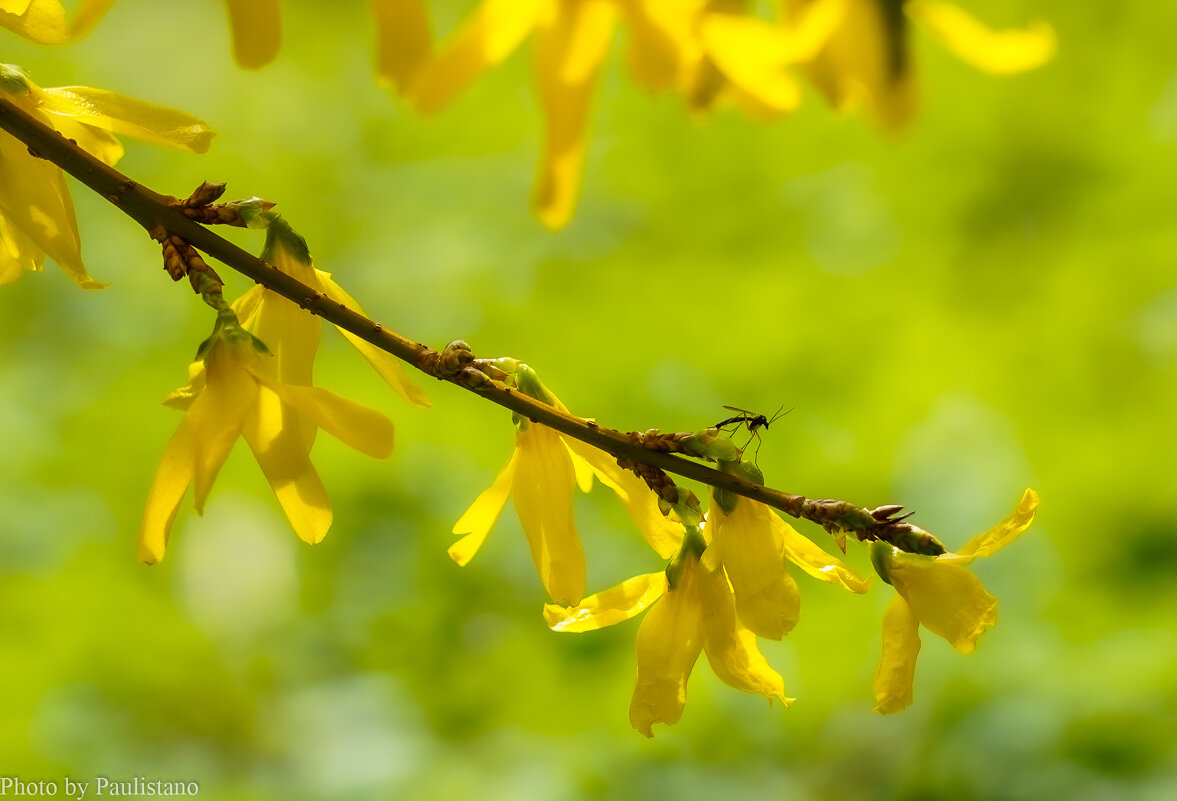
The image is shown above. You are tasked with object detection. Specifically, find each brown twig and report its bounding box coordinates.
[0,93,945,555]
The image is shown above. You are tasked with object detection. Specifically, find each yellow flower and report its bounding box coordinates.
[233,216,431,408]
[31,1,281,67]
[871,488,1039,713]
[221,0,282,69]
[371,0,432,94]
[409,0,616,228]
[138,324,395,564]
[0,64,213,288]
[708,490,871,639]
[452,381,681,605]
[411,0,771,228]
[785,0,1056,128]
[545,529,791,737]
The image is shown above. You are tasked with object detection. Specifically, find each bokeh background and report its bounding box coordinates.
[2,1,1175,799]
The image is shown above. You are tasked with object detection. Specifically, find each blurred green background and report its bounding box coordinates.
[2,1,1175,799]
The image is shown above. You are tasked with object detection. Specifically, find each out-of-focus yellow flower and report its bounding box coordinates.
[452,375,680,605]
[32,0,281,67]
[222,0,282,69]
[409,0,617,229]
[371,0,432,94]
[409,0,795,228]
[786,0,1055,128]
[139,322,396,565]
[871,489,1039,713]
[0,64,213,288]
[545,526,790,737]
[708,490,871,639]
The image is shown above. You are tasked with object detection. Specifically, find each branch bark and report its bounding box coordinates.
[0,94,943,554]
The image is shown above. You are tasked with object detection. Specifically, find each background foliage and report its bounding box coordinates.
[2,1,1175,798]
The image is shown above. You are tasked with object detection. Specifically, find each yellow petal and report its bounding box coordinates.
[43,114,123,165]
[952,488,1039,561]
[412,0,545,113]
[0,212,43,284]
[793,0,915,129]
[544,571,667,632]
[888,556,997,653]
[630,552,703,737]
[241,384,333,545]
[372,0,432,93]
[699,13,804,116]
[0,0,68,44]
[244,288,321,388]
[261,380,395,460]
[451,450,518,566]
[67,0,116,40]
[231,284,266,328]
[906,1,1055,75]
[318,275,431,408]
[872,594,921,714]
[37,87,215,153]
[190,341,258,512]
[162,361,207,411]
[563,437,683,559]
[708,496,800,640]
[698,552,791,703]
[223,0,281,69]
[138,413,198,564]
[774,513,871,593]
[781,0,847,62]
[531,0,616,229]
[513,423,585,605]
[0,125,99,288]
[620,0,699,92]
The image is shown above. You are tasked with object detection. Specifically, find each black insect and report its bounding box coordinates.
[712,405,791,462]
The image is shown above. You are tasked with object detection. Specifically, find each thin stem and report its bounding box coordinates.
[0,94,942,554]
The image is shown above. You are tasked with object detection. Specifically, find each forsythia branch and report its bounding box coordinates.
[0,91,942,555]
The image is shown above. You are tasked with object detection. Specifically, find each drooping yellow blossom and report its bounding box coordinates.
[371,0,432,94]
[708,488,871,639]
[138,322,396,565]
[871,488,1039,713]
[221,0,282,69]
[452,374,681,605]
[408,0,794,228]
[33,0,281,67]
[0,64,213,288]
[545,526,791,737]
[784,0,1055,128]
[232,215,431,409]
[686,0,846,118]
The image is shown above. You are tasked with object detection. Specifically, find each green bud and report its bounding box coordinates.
[665,524,706,590]
[682,428,742,461]
[261,214,311,264]
[228,198,278,229]
[514,364,558,406]
[712,487,738,516]
[718,458,764,485]
[0,64,32,95]
[869,540,895,586]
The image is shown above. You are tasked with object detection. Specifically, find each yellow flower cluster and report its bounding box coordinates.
[0,64,213,287]
[4,1,1053,229]
[138,218,429,564]
[455,367,1039,734]
[389,0,1054,226]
